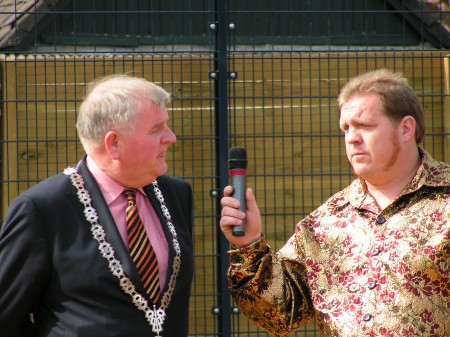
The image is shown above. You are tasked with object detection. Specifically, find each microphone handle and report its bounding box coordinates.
[230,172,246,236]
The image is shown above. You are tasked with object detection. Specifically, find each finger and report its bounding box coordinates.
[223,185,234,197]
[245,188,259,213]
[220,214,243,227]
[221,205,245,219]
[220,196,240,209]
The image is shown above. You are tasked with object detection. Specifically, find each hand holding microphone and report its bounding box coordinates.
[220,147,262,247]
[228,147,248,236]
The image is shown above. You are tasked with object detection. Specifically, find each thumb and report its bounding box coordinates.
[245,187,258,210]
[244,187,261,230]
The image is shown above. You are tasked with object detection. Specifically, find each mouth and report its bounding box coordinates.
[351,152,366,160]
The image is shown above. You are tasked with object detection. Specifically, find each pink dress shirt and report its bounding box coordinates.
[86,156,168,289]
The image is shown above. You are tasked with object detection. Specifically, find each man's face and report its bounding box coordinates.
[116,100,176,187]
[339,93,403,184]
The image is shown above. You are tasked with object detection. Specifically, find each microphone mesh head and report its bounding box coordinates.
[228,147,247,169]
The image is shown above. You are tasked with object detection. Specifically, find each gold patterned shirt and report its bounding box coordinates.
[227,149,450,337]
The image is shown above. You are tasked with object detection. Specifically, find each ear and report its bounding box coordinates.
[104,130,121,159]
[399,116,416,142]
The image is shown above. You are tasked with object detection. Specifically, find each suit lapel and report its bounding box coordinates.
[76,158,145,293]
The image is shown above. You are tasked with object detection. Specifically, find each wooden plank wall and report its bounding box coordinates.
[1,51,449,336]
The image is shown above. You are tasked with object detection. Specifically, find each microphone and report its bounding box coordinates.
[228,147,247,236]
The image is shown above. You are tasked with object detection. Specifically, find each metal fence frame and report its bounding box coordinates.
[1,1,450,337]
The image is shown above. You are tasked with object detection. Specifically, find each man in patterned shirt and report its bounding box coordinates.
[220,69,450,337]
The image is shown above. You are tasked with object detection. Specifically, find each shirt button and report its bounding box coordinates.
[376,216,386,224]
[371,248,380,256]
[367,281,377,289]
[362,313,372,321]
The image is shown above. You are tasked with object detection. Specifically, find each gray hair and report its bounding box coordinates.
[76,75,172,146]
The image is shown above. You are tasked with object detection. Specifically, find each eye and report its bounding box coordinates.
[151,124,164,134]
[340,124,349,133]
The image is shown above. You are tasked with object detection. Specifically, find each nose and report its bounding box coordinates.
[345,127,361,144]
[163,126,177,144]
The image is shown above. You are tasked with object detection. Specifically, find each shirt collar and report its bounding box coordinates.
[407,147,450,190]
[341,147,450,210]
[86,156,146,205]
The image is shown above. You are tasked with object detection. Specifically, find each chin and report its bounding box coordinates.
[153,168,168,179]
[351,166,366,177]
[159,164,169,173]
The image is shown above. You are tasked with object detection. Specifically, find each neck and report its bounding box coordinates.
[88,153,152,188]
[366,148,421,210]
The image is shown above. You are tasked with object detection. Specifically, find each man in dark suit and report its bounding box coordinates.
[0,75,194,337]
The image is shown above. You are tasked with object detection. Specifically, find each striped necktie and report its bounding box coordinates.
[124,188,161,304]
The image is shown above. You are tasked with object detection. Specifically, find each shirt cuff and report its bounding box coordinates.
[227,234,268,265]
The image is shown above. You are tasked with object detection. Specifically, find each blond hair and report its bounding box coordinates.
[338,68,425,144]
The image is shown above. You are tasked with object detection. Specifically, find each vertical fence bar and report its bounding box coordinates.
[213,0,231,336]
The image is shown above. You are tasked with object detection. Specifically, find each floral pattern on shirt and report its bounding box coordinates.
[227,148,450,337]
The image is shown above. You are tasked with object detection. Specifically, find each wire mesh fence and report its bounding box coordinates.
[1,1,450,336]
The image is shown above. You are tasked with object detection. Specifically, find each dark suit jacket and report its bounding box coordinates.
[0,157,194,337]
